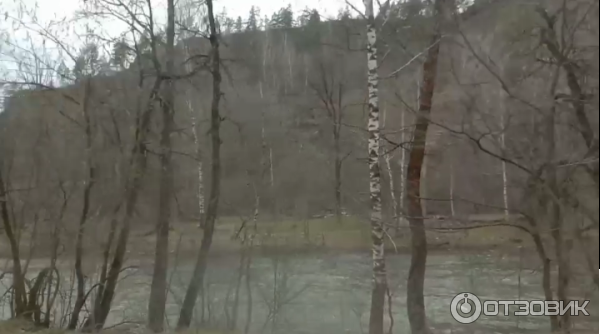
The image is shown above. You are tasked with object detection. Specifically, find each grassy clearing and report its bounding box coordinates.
[2,215,537,261]
[137,215,536,256]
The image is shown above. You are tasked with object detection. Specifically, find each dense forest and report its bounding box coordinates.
[0,0,598,333]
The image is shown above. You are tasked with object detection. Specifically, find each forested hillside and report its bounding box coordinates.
[0,0,597,333]
[5,0,583,220]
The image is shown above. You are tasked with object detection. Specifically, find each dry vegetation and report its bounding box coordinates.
[0,0,597,333]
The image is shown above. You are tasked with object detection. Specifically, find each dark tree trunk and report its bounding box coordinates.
[83,77,162,331]
[0,167,27,317]
[334,125,342,225]
[177,0,222,328]
[406,1,444,333]
[148,0,175,331]
[526,193,560,332]
[532,223,559,331]
[69,78,96,330]
[538,7,598,189]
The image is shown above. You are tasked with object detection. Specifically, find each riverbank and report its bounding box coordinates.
[1,215,541,262]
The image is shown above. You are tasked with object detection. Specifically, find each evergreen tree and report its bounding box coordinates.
[111,40,131,70]
[299,8,320,27]
[73,43,107,79]
[246,6,259,31]
[337,7,351,21]
[293,8,321,52]
[270,5,294,29]
[235,16,243,32]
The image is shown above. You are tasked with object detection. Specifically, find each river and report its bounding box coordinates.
[1,251,598,333]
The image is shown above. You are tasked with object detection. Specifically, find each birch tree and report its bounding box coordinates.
[179,0,206,229]
[361,1,387,334]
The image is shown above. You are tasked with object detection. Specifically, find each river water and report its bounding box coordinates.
[2,251,598,333]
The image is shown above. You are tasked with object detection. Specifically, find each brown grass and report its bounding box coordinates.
[2,215,539,262]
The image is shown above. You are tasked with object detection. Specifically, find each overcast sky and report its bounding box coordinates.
[0,0,367,73]
[0,0,373,105]
[4,0,354,27]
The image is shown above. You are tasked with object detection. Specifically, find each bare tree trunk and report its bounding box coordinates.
[334,118,342,225]
[313,65,345,224]
[542,62,574,334]
[69,78,96,330]
[421,157,428,217]
[84,76,163,331]
[363,1,387,334]
[0,167,27,317]
[244,187,259,334]
[285,32,293,91]
[538,6,598,189]
[406,1,444,333]
[269,148,274,191]
[244,251,253,334]
[191,113,205,229]
[549,175,571,334]
[547,119,572,334]
[536,238,558,331]
[94,203,120,322]
[229,241,246,331]
[383,106,398,231]
[450,162,455,217]
[185,46,205,230]
[148,0,175,331]
[177,0,221,328]
[304,54,308,92]
[45,183,68,327]
[500,104,509,219]
[399,106,407,233]
[527,211,559,331]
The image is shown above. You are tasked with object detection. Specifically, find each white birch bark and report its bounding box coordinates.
[285,32,294,90]
[269,147,274,189]
[363,1,387,333]
[450,162,456,217]
[190,109,205,228]
[185,47,205,228]
[490,58,510,220]
[304,54,308,92]
[263,26,269,84]
[364,0,384,286]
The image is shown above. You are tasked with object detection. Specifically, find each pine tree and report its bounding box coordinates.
[246,6,259,31]
[235,16,242,32]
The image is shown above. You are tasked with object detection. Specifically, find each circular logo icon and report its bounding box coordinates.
[451,292,482,324]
